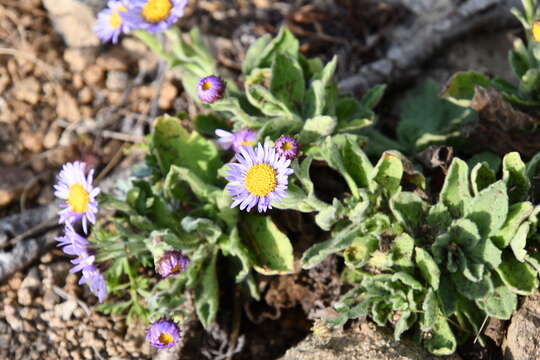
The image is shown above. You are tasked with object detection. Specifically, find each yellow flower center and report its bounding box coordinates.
[142,0,173,23]
[67,183,90,214]
[281,141,293,151]
[109,6,127,29]
[159,332,174,345]
[202,80,213,91]
[171,264,181,274]
[533,21,540,42]
[245,164,277,197]
[240,140,254,146]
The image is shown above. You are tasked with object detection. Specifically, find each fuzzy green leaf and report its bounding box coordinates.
[194,253,219,329]
[242,28,299,75]
[492,201,534,248]
[219,227,252,282]
[424,312,457,355]
[151,116,221,184]
[465,181,508,238]
[391,233,415,267]
[426,202,452,236]
[470,162,496,195]
[359,84,387,109]
[298,116,337,144]
[421,289,438,331]
[475,275,517,320]
[510,222,530,262]
[371,151,404,196]
[390,191,426,232]
[270,53,305,113]
[502,152,530,203]
[415,248,440,290]
[242,215,294,275]
[246,83,291,117]
[439,158,471,217]
[301,225,361,269]
[181,217,222,245]
[497,251,538,295]
[193,114,228,136]
[441,71,492,107]
[437,274,458,315]
[452,272,493,300]
[164,165,221,205]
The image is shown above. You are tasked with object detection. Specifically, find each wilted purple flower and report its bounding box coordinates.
[55,226,108,303]
[156,251,189,278]
[146,319,181,350]
[94,0,130,43]
[197,75,226,104]
[123,0,188,33]
[54,161,100,234]
[226,143,293,212]
[215,128,257,153]
[274,135,298,160]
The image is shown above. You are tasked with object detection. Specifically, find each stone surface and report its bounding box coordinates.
[43,0,99,47]
[503,290,540,360]
[281,321,462,360]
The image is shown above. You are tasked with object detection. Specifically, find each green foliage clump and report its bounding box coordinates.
[287,142,540,354]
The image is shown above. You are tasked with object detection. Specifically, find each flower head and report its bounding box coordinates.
[215,128,257,153]
[146,319,181,350]
[55,226,108,303]
[54,161,100,234]
[197,75,226,104]
[156,251,190,278]
[124,0,188,33]
[274,135,298,160]
[534,21,540,42]
[94,0,130,43]
[226,143,293,212]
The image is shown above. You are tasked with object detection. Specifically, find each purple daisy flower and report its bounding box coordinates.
[225,143,293,212]
[123,0,188,34]
[274,135,299,160]
[156,251,190,278]
[197,75,226,104]
[94,0,131,44]
[146,319,181,350]
[55,226,108,303]
[54,161,100,234]
[215,128,257,153]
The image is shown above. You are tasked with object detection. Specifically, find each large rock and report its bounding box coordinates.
[43,0,99,47]
[281,321,462,360]
[503,291,540,360]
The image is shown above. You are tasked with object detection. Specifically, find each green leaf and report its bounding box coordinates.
[371,151,404,196]
[314,199,345,231]
[503,152,530,203]
[390,191,426,232]
[475,275,517,320]
[510,222,531,262]
[394,311,414,340]
[151,116,221,184]
[452,272,493,300]
[246,83,291,117]
[437,273,458,315]
[509,38,530,79]
[492,201,534,248]
[496,250,538,295]
[304,56,337,118]
[164,165,221,204]
[181,217,222,245]
[465,181,508,238]
[193,113,228,136]
[298,116,337,144]
[423,312,457,356]
[343,235,379,267]
[242,215,294,275]
[470,162,496,195]
[398,79,475,151]
[439,158,471,217]
[194,252,219,329]
[441,71,492,107]
[270,53,305,113]
[359,84,387,109]
[391,233,415,267]
[415,248,440,289]
[426,202,452,236]
[420,289,438,331]
[301,225,361,269]
[242,27,299,75]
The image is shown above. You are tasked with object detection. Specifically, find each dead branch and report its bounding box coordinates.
[338,0,521,94]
